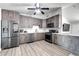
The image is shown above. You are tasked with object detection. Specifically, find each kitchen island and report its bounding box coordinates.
[52,33,79,55]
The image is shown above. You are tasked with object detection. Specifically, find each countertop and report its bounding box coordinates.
[19,32,46,34]
[52,33,79,37]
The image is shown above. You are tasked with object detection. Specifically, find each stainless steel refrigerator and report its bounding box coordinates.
[1,20,19,49]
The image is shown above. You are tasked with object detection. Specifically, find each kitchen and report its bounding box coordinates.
[0,3,79,56]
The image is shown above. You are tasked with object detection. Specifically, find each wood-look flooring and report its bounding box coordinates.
[0,40,72,56]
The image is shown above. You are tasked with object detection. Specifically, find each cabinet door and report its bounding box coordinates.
[24,34,29,43]
[52,34,55,43]
[42,20,46,28]
[39,33,45,40]
[34,33,41,41]
[8,11,14,20]
[68,36,77,52]
[19,34,26,44]
[57,35,63,46]
[11,37,18,47]
[2,10,9,20]
[34,33,45,41]
[54,34,58,44]
[28,33,34,42]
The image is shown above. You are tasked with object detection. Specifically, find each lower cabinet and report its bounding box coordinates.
[19,34,29,44]
[11,36,19,47]
[52,34,58,44]
[56,35,63,46]
[19,33,45,44]
[34,33,45,41]
[57,35,79,55]
[28,33,34,42]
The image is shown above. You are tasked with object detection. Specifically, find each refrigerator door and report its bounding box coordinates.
[1,20,9,37]
[1,20,11,49]
[1,20,19,49]
[1,37,11,49]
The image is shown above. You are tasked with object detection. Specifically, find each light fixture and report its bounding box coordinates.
[35,9,41,14]
[36,3,40,8]
[35,3,41,14]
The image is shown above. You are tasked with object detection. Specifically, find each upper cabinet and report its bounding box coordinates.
[46,15,59,28]
[8,11,14,20]
[2,9,9,20]
[2,9,19,23]
[19,15,42,28]
[42,19,46,28]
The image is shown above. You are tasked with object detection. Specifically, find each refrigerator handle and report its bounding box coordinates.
[3,28,5,33]
[7,28,8,32]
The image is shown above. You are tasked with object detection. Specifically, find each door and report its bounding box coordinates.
[1,20,10,49]
[1,20,9,37]
[1,20,14,49]
[1,37,9,49]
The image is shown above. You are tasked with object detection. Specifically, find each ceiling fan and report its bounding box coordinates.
[27,3,49,15]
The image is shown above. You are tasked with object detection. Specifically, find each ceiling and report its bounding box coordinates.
[62,3,79,22]
[0,3,73,19]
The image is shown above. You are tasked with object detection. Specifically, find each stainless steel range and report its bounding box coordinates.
[45,30,58,43]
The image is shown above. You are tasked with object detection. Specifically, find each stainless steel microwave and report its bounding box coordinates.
[47,23,54,28]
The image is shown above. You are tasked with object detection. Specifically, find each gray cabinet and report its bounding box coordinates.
[52,34,58,44]
[57,35,79,55]
[42,19,46,28]
[19,33,34,44]
[11,36,19,47]
[46,15,59,28]
[57,35,63,46]
[34,33,45,41]
[19,34,30,44]
[28,33,34,42]
[2,9,9,20]
[19,33,45,44]
[2,9,19,23]
[68,37,79,54]
[19,15,42,28]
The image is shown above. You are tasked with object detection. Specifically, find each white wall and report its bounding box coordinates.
[60,7,71,34]
[0,8,1,51]
[62,4,79,22]
[70,22,79,34]
[61,4,79,34]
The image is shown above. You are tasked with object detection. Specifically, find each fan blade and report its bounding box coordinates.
[34,12,36,15]
[41,8,49,10]
[28,8,36,10]
[41,11,45,14]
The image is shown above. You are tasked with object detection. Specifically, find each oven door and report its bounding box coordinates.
[45,33,52,43]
